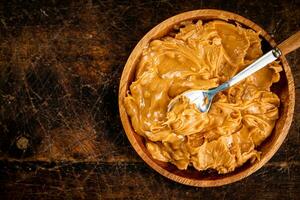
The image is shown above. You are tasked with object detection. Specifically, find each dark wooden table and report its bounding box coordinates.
[0,0,299,199]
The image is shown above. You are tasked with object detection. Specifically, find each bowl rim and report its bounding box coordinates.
[118,9,295,187]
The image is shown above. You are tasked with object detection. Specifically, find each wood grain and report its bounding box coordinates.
[278,31,300,55]
[0,161,300,200]
[119,9,295,187]
[0,0,299,198]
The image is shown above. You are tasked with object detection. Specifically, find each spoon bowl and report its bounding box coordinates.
[168,82,229,113]
[168,90,212,112]
[168,89,214,113]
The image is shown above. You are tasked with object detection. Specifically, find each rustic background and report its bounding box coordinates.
[0,0,299,199]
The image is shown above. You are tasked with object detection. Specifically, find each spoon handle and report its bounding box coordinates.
[210,31,300,94]
[226,48,280,87]
[220,31,300,89]
[278,31,300,55]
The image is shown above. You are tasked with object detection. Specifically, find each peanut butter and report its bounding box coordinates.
[124,20,282,173]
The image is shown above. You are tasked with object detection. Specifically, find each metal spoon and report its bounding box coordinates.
[168,31,300,113]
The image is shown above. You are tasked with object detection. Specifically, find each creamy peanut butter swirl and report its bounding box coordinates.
[124,20,282,173]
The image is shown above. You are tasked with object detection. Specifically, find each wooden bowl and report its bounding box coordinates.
[118,9,295,187]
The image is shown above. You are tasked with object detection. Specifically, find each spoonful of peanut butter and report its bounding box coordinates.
[168,31,300,113]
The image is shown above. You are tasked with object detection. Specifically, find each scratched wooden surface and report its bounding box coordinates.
[0,0,299,199]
